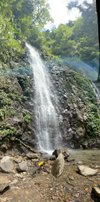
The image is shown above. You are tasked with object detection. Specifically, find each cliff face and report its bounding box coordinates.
[0,63,36,153]
[0,63,100,153]
[51,66,100,149]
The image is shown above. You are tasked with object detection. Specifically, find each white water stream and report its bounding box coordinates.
[26,43,62,153]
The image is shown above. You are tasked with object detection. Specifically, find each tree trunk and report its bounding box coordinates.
[96,0,100,81]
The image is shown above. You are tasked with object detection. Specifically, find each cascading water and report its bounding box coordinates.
[26,43,62,153]
[92,83,100,107]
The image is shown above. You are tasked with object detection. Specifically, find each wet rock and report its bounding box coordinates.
[0,183,10,194]
[87,138,100,149]
[17,161,28,172]
[78,165,98,176]
[0,144,8,153]
[0,156,14,173]
[26,152,39,159]
[76,127,85,139]
[62,148,70,160]
[63,94,68,100]
[51,152,64,177]
[49,155,56,161]
[13,117,22,124]
[52,149,61,158]
[81,141,88,149]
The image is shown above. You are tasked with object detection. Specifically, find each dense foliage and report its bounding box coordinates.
[44,1,99,64]
[0,0,51,63]
[0,0,99,65]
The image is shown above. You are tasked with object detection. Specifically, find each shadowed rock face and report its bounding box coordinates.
[50,67,100,149]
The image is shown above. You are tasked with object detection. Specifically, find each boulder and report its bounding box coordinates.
[26,152,39,159]
[92,186,100,198]
[51,152,64,177]
[78,165,98,176]
[52,149,61,158]
[0,156,14,173]
[17,161,28,172]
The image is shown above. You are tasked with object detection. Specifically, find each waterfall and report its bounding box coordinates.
[26,43,62,154]
[92,83,100,107]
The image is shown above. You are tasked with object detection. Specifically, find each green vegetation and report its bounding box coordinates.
[0,0,98,65]
[0,0,51,63]
[44,1,98,64]
[0,0,99,147]
[23,111,32,125]
[72,72,100,138]
[0,126,16,136]
[85,111,100,137]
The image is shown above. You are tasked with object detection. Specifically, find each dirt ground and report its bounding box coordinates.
[0,150,100,202]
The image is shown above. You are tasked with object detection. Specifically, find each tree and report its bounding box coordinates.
[96,0,100,80]
[44,0,99,64]
[67,1,99,63]
[0,0,52,63]
[48,24,76,57]
[0,13,23,63]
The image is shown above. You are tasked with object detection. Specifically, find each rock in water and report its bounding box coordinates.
[53,148,70,160]
[0,156,14,173]
[78,165,98,176]
[51,153,64,177]
[62,149,70,160]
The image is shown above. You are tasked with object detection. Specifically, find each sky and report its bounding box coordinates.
[45,0,93,29]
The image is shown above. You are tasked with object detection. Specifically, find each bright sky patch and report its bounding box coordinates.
[45,0,93,29]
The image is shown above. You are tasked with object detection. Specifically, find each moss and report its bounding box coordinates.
[73,73,100,137]
[0,75,24,122]
[73,72,97,104]
[23,111,32,125]
[0,109,4,120]
[85,113,100,137]
[8,93,22,102]
[0,91,12,106]
[0,106,17,121]
[17,76,32,98]
[0,126,16,136]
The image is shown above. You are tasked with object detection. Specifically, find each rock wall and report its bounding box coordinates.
[0,63,36,153]
[0,62,100,153]
[50,66,100,149]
